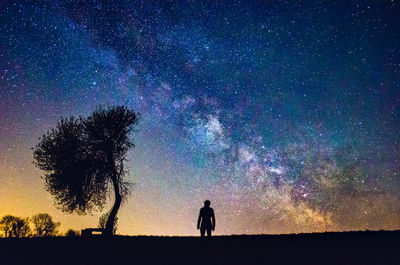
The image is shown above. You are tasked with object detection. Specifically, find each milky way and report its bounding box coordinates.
[1,1,400,235]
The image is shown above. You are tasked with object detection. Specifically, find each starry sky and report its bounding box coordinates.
[1,1,400,236]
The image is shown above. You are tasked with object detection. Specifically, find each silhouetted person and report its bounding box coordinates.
[197,200,215,237]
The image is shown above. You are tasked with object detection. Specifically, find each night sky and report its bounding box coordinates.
[1,1,400,236]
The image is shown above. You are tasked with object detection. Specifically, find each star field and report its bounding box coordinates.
[0,1,400,235]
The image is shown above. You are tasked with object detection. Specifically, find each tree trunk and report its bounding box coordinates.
[105,175,121,236]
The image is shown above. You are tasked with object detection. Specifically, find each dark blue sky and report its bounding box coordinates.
[1,1,399,235]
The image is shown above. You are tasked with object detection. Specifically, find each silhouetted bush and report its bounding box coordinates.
[65,229,80,237]
[98,211,118,234]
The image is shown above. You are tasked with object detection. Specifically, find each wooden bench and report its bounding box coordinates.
[81,228,106,237]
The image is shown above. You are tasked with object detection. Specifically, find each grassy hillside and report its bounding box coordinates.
[1,230,399,265]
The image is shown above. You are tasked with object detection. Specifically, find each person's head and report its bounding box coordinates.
[204,200,211,207]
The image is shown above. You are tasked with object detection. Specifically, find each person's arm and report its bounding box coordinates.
[211,209,215,230]
[197,209,202,229]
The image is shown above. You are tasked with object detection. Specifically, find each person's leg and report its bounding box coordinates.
[207,228,212,237]
[200,228,205,237]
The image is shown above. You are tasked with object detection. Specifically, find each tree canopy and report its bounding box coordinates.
[33,106,139,234]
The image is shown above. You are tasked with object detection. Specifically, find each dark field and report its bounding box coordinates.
[1,231,399,265]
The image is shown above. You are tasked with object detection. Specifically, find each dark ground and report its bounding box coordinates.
[0,230,399,265]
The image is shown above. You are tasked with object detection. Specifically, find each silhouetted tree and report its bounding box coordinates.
[31,213,60,237]
[12,217,31,238]
[0,215,15,237]
[98,211,118,234]
[33,106,139,235]
[0,215,31,238]
[65,229,80,237]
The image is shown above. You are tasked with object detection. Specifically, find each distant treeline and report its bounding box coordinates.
[0,213,79,237]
